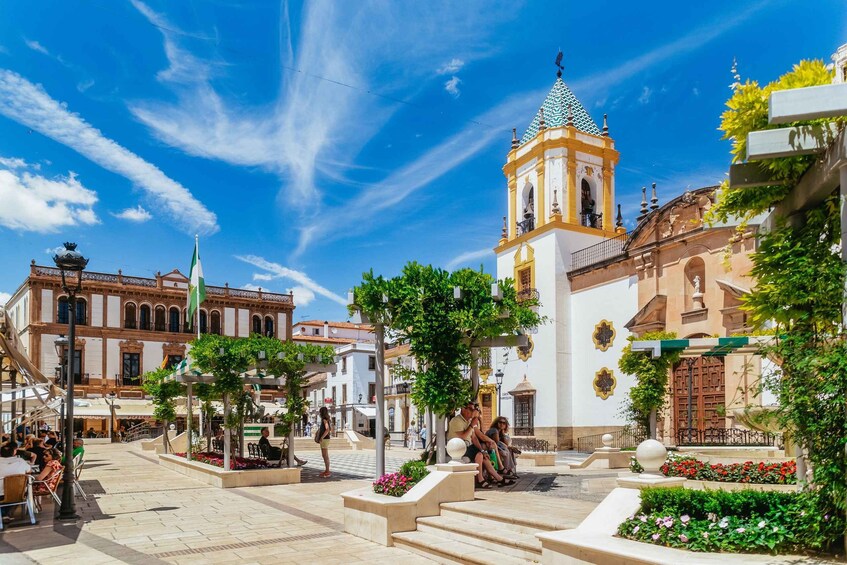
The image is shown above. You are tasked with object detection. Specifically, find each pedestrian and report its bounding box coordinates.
[318,407,332,478]
[406,423,415,449]
[420,424,427,449]
[304,421,312,438]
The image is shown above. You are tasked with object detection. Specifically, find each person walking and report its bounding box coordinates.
[318,407,332,478]
[419,424,427,449]
[405,423,416,449]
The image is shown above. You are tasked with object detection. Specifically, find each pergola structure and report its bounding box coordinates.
[0,307,62,435]
[163,357,334,472]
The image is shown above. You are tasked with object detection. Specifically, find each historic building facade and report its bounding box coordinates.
[5,262,295,408]
[493,70,768,448]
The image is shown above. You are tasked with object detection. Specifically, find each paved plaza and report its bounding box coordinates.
[0,443,615,564]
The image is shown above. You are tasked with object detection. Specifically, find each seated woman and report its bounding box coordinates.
[32,448,63,497]
[470,407,514,487]
[486,417,518,479]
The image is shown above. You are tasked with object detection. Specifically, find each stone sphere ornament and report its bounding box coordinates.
[635,439,667,477]
[446,438,468,462]
[601,433,613,448]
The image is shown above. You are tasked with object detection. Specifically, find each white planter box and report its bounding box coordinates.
[158,454,300,488]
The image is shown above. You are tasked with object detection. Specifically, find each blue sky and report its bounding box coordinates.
[0,1,844,321]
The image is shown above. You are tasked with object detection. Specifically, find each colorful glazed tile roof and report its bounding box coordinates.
[521,77,601,144]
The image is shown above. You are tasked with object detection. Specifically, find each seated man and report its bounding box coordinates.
[86,428,97,439]
[258,428,306,466]
[63,439,84,464]
[0,443,32,519]
[447,401,509,488]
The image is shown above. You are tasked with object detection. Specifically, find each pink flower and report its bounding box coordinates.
[639,515,647,523]
[652,533,660,541]
[679,534,689,543]
[680,515,690,524]
[633,526,640,534]
[736,527,745,533]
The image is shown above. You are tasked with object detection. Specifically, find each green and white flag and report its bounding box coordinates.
[187,236,206,329]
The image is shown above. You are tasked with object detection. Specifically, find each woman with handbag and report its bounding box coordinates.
[316,407,332,478]
[487,417,518,479]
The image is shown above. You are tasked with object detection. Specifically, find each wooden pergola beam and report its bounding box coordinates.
[728,162,790,189]
[769,83,847,125]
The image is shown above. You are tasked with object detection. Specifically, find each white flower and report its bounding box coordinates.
[633,525,640,533]
[758,520,766,528]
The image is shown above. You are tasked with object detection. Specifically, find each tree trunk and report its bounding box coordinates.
[435,414,447,463]
[223,393,231,471]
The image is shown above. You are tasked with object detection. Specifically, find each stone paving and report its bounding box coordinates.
[0,443,615,564]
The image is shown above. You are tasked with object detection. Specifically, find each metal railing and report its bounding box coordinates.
[511,437,552,453]
[121,374,143,387]
[384,382,411,396]
[570,232,629,272]
[124,320,137,329]
[575,426,648,453]
[517,288,539,303]
[675,428,781,447]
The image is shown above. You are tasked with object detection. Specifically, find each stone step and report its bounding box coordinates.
[440,498,588,533]
[416,515,541,561]
[392,530,536,565]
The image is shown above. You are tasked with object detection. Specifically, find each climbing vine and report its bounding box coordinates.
[618,331,680,437]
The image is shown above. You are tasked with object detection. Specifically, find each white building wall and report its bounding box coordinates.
[106,295,120,328]
[41,289,53,323]
[90,294,104,327]
[85,337,103,377]
[237,309,249,337]
[224,307,236,336]
[40,333,61,374]
[142,341,165,375]
[569,275,638,428]
[278,312,288,340]
[106,338,119,381]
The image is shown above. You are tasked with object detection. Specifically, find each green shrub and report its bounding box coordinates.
[399,459,430,484]
[619,487,844,554]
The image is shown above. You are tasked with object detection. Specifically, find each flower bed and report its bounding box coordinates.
[175,451,269,470]
[372,460,430,497]
[630,453,796,484]
[618,487,843,554]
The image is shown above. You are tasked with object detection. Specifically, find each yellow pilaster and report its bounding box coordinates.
[535,156,546,227]
[567,153,577,224]
[508,172,517,240]
[602,162,613,231]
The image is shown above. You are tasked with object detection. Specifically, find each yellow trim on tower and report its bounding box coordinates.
[535,157,546,227]
[493,218,616,254]
[602,163,613,231]
[567,154,577,223]
[513,243,536,294]
[508,171,517,240]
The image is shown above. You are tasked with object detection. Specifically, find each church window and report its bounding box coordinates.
[264,316,275,338]
[518,182,535,234]
[581,179,599,228]
[210,311,221,335]
[155,306,166,331]
[593,368,617,400]
[168,307,181,333]
[518,268,532,291]
[199,310,208,333]
[592,320,616,351]
[252,315,262,335]
[513,395,534,436]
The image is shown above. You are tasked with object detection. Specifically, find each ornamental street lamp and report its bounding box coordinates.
[53,242,88,521]
[54,336,69,440]
[106,392,117,442]
[494,369,504,417]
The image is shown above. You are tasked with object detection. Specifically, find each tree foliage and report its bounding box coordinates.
[352,262,543,417]
[618,331,680,434]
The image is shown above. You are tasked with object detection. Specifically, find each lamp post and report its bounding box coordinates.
[106,392,117,442]
[494,369,504,417]
[54,336,69,441]
[53,242,88,521]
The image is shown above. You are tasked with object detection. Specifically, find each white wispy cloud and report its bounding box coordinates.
[241,283,263,291]
[444,76,462,98]
[437,58,464,74]
[127,1,504,212]
[638,86,652,104]
[288,285,316,307]
[253,273,273,282]
[0,156,32,169]
[24,39,49,55]
[0,69,218,235]
[0,292,10,306]
[0,165,99,232]
[445,247,492,271]
[112,205,152,222]
[236,255,347,306]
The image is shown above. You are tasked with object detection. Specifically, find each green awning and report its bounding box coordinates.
[631,336,773,358]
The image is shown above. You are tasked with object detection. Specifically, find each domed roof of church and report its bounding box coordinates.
[521,77,601,144]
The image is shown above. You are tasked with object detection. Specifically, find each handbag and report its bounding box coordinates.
[314,423,323,443]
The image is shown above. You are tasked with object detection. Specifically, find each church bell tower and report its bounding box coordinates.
[494,55,622,447]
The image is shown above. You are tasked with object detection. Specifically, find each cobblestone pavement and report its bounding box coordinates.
[0,444,614,564]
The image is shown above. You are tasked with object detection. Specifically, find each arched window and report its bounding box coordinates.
[154,306,166,331]
[252,315,262,335]
[264,316,274,338]
[210,310,221,335]
[518,181,535,234]
[57,296,69,324]
[581,178,598,228]
[140,304,151,331]
[169,307,181,333]
[124,302,137,329]
[75,299,87,326]
[199,310,208,334]
[684,257,706,311]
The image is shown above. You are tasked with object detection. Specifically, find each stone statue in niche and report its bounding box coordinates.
[693,275,701,294]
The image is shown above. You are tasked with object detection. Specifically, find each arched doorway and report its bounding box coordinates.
[672,356,726,442]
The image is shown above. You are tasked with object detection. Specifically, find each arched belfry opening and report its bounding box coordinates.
[581,178,600,228]
[518,181,535,235]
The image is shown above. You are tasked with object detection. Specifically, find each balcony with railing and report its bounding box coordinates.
[517,288,539,303]
[569,231,629,272]
[119,373,143,387]
[124,320,137,329]
[384,382,411,396]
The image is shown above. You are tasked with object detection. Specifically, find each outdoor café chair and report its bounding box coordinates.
[72,453,87,500]
[0,474,36,530]
[32,466,63,511]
